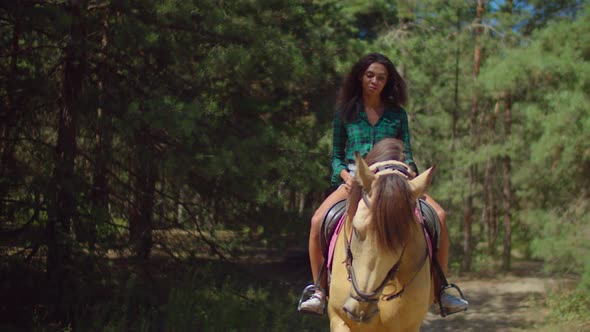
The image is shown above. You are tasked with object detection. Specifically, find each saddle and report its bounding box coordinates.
[319,198,442,264]
[319,199,347,260]
[418,198,441,253]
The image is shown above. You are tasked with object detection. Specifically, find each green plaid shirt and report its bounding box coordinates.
[331,104,414,186]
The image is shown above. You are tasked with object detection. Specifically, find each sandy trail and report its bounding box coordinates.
[421,261,576,331]
[248,250,584,331]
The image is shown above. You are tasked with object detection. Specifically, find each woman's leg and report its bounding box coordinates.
[300,185,349,314]
[423,194,468,315]
[308,185,348,287]
[423,194,449,274]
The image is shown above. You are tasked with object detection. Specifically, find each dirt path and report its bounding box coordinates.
[420,261,575,332]
[247,251,584,331]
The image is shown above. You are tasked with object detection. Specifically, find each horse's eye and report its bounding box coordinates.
[352,225,366,241]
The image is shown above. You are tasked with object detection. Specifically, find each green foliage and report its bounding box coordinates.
[162,268,326,331]
[1,0,355,327]
[582,257,590,292]
[44,264,327,332]
[479,3,590,279]
[528,200,590,274]
[545,289,590,326]
[164,275,269,331]
[3,0,590,329]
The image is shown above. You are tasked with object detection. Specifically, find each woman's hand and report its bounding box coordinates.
[343,173,354,194]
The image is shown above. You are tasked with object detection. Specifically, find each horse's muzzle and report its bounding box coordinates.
[342,297,379,323]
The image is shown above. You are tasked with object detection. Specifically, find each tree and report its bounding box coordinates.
[0,0,353,326]
[45,1,88,321]
[480,1,590,276]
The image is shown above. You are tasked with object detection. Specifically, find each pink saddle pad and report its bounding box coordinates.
[327,213,347,270]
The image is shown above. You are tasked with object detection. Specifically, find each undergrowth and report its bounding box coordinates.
[545,289,590,327]
[26,262,327,332]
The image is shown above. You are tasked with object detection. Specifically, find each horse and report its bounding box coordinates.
[327,152,435,332]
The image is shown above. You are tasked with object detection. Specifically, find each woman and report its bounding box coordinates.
[299,53,468,316]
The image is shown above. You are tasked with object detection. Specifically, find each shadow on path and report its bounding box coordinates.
[421,272,556,331]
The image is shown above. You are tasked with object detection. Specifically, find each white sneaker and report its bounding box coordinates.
[299,293,325,315]
[439,291,468,315]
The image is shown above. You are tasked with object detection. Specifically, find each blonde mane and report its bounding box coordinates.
[369,172,418,253]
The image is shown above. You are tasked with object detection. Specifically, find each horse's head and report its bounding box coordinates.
[342,152,435,323]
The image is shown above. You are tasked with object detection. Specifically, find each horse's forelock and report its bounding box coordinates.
[371,174,416,253]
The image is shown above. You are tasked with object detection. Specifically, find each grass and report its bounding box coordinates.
[544,289,590,329]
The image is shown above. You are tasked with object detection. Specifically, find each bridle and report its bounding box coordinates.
[343,163,430,303]
[361,162,414,208]
[344,227,405,303]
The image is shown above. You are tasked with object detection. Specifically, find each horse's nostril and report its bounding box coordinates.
[342,298,379,323]
[343,307,362,322]
[342,298,359,321]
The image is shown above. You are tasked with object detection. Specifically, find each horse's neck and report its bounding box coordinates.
[398,222,428,280]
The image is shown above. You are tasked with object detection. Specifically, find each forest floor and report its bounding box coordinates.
[3,229,589,331]
[241,250,588,332]
[419,260,583,331]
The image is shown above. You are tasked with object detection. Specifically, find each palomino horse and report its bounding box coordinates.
[327,152,435,332]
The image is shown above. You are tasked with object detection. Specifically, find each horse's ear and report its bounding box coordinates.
[355,151,375,193]
[409,165,436,201]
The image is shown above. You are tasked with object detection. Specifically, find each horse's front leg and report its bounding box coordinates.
[329,314,351,332]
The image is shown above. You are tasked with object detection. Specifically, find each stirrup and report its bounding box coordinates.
[437,283,467,317]
[297,284,326,316]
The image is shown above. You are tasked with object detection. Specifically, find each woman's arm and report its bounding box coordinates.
[331,114,348,186]
[399,108,414,165]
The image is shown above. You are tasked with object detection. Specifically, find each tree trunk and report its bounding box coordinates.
[500,0,514,272]
[46,1,86,322]
[129,123,156,259]
[297,191,305,215]
[484,159,499,255]
[88,12,112,251]
[0,12,21,200]
[462,195,473,271]
[462,0,484,271]
[287,190,296,212]
[502,95,512,271]
[483,101,500,255]
[451,10,461,149]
